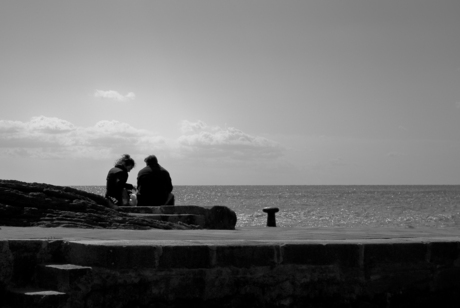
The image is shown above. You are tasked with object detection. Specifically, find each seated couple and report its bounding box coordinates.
[105,154,175,207]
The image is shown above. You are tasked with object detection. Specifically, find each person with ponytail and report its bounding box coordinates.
[105,154,135,207]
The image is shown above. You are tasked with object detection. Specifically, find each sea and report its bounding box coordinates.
[74,185,460,229]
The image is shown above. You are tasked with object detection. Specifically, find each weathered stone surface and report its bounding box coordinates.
[30,240,460,307]
[214,245,277,268]
[37,264,92,293]
[205,206,237,230]
[0,241,13,289]
[283,243,362,267]
[0,180,199,230]
[118,205,238,230]
[5,288,68,308]
[127,213,207,227]
[3,238,460,308]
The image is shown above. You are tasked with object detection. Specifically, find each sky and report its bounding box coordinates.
[1,0,460,185]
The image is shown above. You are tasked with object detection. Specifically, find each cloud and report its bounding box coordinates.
[0,117,284,164]
[0,116,164,159]
[0,120,24,134]
[181,120,210,134]
[94,90,135,102]
[0,116,77,148]
[456,102,460,109]
[28,116,75,133]
[178,120,284,161]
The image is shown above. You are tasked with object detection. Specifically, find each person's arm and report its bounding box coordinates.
[113,171,128,194]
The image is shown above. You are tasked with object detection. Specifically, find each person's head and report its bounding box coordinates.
[144,155,158,167]
[115,154,135,172]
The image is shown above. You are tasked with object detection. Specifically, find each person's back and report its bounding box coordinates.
[137,155,174,206]
[106,165,128,200]
[105,154,135,207]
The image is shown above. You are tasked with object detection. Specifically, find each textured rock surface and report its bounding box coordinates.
[118,205,238,230]
[0,180,199,230]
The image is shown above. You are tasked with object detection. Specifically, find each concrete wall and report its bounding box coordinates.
[1,239,460,307]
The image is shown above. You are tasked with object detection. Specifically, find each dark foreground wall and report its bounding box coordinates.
[1,239,460,308]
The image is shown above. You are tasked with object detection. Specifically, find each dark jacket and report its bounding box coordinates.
[105,164,132,205]
[137,164,173,206]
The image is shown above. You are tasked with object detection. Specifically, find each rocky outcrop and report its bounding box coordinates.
[0,180,199,230]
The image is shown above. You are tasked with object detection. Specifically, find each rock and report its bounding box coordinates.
[0,180,200,230]
[118,205,238,230]
[206,206,238,229]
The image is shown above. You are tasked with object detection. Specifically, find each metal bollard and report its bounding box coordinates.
[262,207,279,227]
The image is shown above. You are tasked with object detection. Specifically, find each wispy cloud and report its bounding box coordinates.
[94,90,135,102]
[178,120,284,160]
[181,120,210,134]
[0,117,285,164]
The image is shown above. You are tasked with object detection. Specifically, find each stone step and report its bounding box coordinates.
[118,205,238,230]
[118,205,209,215]
[127,213,206,227]
[36,264,92,292]
[5,288,68,308]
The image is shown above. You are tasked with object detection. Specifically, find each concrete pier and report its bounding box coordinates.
[1,226,460,307]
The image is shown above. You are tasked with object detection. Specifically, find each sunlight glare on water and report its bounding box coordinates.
[75,185,460,229]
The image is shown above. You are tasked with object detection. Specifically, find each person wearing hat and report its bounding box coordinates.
[136,155,175,206]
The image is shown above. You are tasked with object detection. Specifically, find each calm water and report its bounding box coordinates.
[75,185,460,229]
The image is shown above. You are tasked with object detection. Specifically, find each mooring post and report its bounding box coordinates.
[262,207,279,227]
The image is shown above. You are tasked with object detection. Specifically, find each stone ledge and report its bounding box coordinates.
[5,288,68,308]
[3,235,460,307]
[118,205,237,230]
[59,240,460,271]
[127,213,206,227]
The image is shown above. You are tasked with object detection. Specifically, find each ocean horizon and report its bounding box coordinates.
[75,185,460,230]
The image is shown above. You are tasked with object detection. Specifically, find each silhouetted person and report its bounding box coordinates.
[105,154,135,207]
[137,155,175,206]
